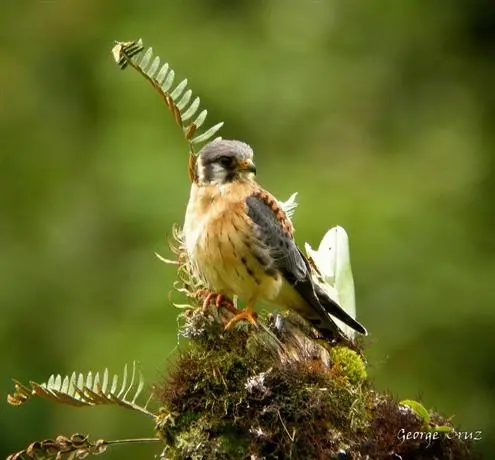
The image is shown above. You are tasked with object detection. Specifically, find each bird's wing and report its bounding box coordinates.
[246,192,306,283]
[245,191,366,339]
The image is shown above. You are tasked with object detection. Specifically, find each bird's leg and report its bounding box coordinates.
[214,294,238,315]
[201,292,216,311]
[224,303,258,330]
[194,289,237,314]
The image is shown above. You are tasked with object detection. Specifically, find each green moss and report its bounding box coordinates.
[159,415,249,460]
[174,420,210,458]
[215,424,250,458]
[155,311,480,459]
[329,345,367,385]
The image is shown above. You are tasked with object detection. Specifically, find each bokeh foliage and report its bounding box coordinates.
[1,0,494,458]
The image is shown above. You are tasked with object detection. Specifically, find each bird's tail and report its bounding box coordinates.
[312,282,367,337]
[279,267,367,341]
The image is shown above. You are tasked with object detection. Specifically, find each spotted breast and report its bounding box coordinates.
[183,182,283,303]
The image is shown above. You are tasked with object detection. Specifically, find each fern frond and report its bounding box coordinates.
[156,225,206,310]
[7,433,107,460]
[7,433,161,460]
[112,38,224,180]
[7,362,155,419]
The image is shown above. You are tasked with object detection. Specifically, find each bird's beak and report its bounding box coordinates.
[238,159,257,175]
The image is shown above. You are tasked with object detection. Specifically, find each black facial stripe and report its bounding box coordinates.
[202,154,234,166]
[224,170,237,182]
[202,163,214,183]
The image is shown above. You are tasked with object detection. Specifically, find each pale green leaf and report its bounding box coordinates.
[170,79,188,101]
[400,399,431,424]
[181,97,200,121]
[193,109,208,129]
[191,122,224,144]
[156,63,169,85]
[140,47,153,69]
[123,362,137,400]
[101,369,109,393]
[162,69,175,92]
[110,374,119,394]
[61,376,70,393]
[147,56,160,78]
[117,364,128,398]
[132,370,144,403]
[177,89,192,111]
[85,371,93,389]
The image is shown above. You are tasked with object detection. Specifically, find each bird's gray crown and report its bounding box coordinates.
[198,138,254,163]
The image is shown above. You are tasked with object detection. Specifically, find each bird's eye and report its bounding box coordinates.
[217,156,233,167]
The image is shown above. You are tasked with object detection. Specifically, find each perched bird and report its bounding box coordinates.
[183,139,366,341]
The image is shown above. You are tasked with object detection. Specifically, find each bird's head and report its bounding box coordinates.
[196,139,256,185]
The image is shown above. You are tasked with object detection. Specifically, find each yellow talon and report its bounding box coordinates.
[224,304,258,330]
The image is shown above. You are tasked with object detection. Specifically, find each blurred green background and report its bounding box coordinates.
[1,0,494,458]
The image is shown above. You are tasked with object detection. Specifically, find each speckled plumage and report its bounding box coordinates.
[183,139,366,340]
[184,180,281,303]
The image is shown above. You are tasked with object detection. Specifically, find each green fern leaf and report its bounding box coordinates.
[191,122,224,145]
[7,362,155,418]
[111,38,224,163]
[177,89,192,111]
[156,62,169,84]
[181,96,201,122]
[140,47,153,69]
[170,78,188,101]
[400,399,431,425]
[147,56,160,78]
[162,69,175,92]
[193,109,208,129]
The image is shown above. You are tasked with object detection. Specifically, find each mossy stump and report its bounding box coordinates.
[154,309,479,459]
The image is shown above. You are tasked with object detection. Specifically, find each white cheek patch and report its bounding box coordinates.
[210,163,227,184]
[197,161,229,185]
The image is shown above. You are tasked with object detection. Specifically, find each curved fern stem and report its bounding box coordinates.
[112,39,225,182]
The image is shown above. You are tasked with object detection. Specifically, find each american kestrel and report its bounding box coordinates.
[183,139,367,341]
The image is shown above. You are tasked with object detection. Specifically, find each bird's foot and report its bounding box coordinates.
[195,290,237,315]
[224,304,258,330]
